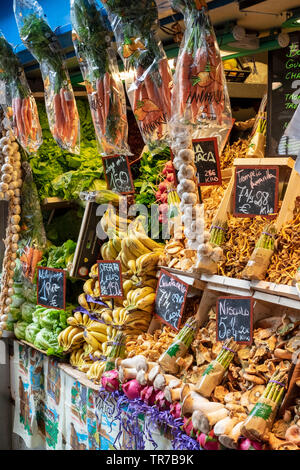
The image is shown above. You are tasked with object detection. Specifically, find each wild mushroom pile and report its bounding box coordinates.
[0,119,22,336]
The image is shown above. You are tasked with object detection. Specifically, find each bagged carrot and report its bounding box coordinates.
[70,0,131,156]
[0,32,42,154]
[103,0,173,149]
[170,0,232,152]
[14,0,80,154]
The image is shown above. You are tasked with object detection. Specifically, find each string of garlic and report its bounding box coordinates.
[0,119,22,337]
[171,125,204,251]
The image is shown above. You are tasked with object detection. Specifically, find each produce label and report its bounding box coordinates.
[249,402,273,421]
[192,138,222,186]
[155,269,189,331]
[267,33,300,157]
[97,260,123,298]
[233,166,279,218]
[216,296,253,344]
[102,155,134,195]
[37,267,66,310]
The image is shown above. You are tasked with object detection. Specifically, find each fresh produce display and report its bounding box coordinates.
[103,307,300,449]
[14,0,80,153]
[0,33,42,154]
[0,121,23,335]
[103,0,173,147]
[266,199,300,285]
[70,0,130,156]
[38,239,77,271]
[170,0,232,150]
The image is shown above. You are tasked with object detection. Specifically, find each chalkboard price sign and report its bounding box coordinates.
[234,166,279,218]
[37,267,66,310]
[102,155,134,195]
[155,269,189,331]
[97,260,123,298]
[192,138,222,186]
[216,296,253,344]
[267,32,300,158]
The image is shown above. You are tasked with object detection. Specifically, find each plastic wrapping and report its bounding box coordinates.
[0,32,42,153]
[103,0,173,148]
[14,0,80,154]
[70,0,130,156]
[19,162,47,283]
[170,0,232,152]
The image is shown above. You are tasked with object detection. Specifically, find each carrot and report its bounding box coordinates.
[29,248,43,283]
[103,72,111,123]
[21,98,29,147]
[15,97,24,141]
[158,58,172,119]
[67,99,79,149]
[96,78,105,127]
[26,97,32,137]
[191,48,207,76]
[53,93,65,142]
[22,246,33,277]
[60,88,70,139]
[12,98,18,137]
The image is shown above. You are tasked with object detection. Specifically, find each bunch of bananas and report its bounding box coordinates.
[67,310,92,329]
[58,326,85,352]
[86,360,106,383]
[101,236,122,260]
[124,285,156,313]
[112,306,152,336]
[100,206,132,238]
[70,345,94,372]
[83,320,109,351]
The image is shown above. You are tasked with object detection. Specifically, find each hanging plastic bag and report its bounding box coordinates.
[170,0,232,152]
[103,0,173,149]
[0,32,42,154]
[19,162,47,283]
[70,0,130,156]
[14,0,80,154]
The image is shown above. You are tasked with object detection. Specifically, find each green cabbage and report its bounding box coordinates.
[39,309,60,330]
[6,321,14,332]
[21,302,36,323]
[32,306,47,325]
[34,328,59,351]
[22,279,37,303]
[11,294,25,309]
[13,283,23,295]
[10,307,22,322]
[14,321,30,340]
[25,323,41,344]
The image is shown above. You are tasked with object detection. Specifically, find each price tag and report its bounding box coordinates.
[37,267,66,310]
[102,155,134,195]
[97,260,123,298]
[192,138,222,186]
[154,269,189,331]
[233,166,279,218]
[216,296,253,344]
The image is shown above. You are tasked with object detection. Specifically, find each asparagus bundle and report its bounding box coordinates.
[255,224,276,251]
[105,332,126,372]
[158,317,199,374]
[247,113,267,158]
[195,337,238,398]
[241,369,288,442]
[209,221,227,246]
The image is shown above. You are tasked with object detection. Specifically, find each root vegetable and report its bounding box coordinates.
[181,192,197,206]
[178,149,194,163]
[119,367,137,383]
[178,165,195,180]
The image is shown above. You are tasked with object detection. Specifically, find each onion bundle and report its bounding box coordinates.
[0,119,22,336]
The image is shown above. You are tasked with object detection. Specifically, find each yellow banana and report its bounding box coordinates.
[135,231,165,252]
[70,331,85,345]
[83,330,101,350]
[130,288,143,305]
[123,279,134,298]
[112,235,122,253]
[67,326,84,344]
[135,292,156,309]
[108,239,118,259]
[74,311,83,325]
[134,286,155,301]
[140,278,157,289]
[121,238,136,263]
[127,259,137,274]
[89,330,107,343]
[101,311,113,324]
[126,235,151,258]
[67,316,78,327]
[87,321,108,335]
[136,252,160,274]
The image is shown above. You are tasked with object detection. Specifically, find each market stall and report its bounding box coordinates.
[0,0,300,452]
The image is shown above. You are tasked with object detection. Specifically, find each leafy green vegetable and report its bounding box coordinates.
[20,302,36,323]
[34,328,60,351]
[10,307,22,322]
[46,240,77,270]
[25,323,41,344]
[14,321,30,340]
[11,294,25,309]
[39,309,60,330]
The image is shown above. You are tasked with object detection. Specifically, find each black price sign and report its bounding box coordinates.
[216,296,253,344]
[102,155,134,195]
[234,166,279,218]
[192,138,222,186]
[97,260,123,298]
[37,267,66,310]
[155,269,188,331]
[267,32,300,158]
